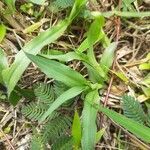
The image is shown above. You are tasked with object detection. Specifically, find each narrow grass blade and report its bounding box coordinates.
[100,42,117,75]
[26,53,88,87]
[0,48,8,83]
[81,90,99,150]
[40,86,85,122]
[40,51,87,62]
[72,110,82,148]
[99,105,150,143]
[0,24,6,43]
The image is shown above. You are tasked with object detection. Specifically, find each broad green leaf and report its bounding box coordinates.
[0,48,8,83]
[72,110,82,148]
[95,128,105,143]
[28,0,45,5]
[81,90,99,150]
[26,53,88,87]
[0,24,6,43]
[40,51,88,62]
[100,42,117,75]
[2,0,87,97]
[40,86,85,122]
[99,105,150,143]
[139,63,150,70]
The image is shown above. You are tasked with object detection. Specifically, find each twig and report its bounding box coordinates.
[111,120,150,150]
[0,127,15,150]
[103,0,122,106]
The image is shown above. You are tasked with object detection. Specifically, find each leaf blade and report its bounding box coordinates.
[72,110,82,148]
[40,86,85,122]
[26,53,88,87]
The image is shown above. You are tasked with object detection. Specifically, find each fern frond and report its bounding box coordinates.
[31,134,45,150]
[121,95,146,124]
[53,81,74,106]
[41,115,72,143]
[52,0,74,9]
[22,102,47,121]
[51,135,73,150]
[53,81,69,97]
[34,83,55,103]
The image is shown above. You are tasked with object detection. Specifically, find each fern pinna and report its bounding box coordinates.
[22,82,74,150]
[121,95,149,125]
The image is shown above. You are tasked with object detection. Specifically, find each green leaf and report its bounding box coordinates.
[3,20,69,97]
[87,16,105,47]
[113,71,129,83]
[100,42,117,75]
[9,89,21,106]
[40,51,87,62]
[0,24,6,43]
[69,0,87,22]
[28,0,45,5]
[2,0,87,97]
[86,16,108,79]
[99,105,150,143]
[81,90,99,150]
[95,128,105,143]
[0,48,8,84]
[72,110,82,148]
[139,63,150,70]
[40,86,85,122]
[26,53,88,87]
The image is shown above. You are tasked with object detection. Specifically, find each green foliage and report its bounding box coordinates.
[51,0,74,11]
[30,115,72,150]
[34,83,55,103]
[22,82,73,149]
[26,53,88,88]
[2,0,87,97]
[22,102,48,121]
[72,111,81,148]
[51,135,73,150]
[121,95,146,124]
[98,104,150,143]
[0,24,6,43]
[0,48,8,84]
[41,115,72,143]
[39,86,85,122]
[31,134,45,150]
[28,0,45,5]
[22,83,55,121]
[81,90,99,150]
